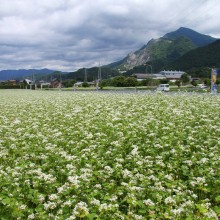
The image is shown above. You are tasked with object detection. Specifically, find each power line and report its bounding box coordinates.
[183,0,218,28]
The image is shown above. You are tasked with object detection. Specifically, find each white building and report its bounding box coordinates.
[132,73,166,81]
[158,70,185,82]
[132,70,187,82]
[24,79,33,85]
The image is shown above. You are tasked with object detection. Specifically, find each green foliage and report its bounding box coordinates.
[160,78,169,84]
[153,37,196,71]
[216,79,220,85]
[187,67,212,78]
[0,83,21,89]
[1,90,220,219]
[64,67,120,81]
[203,78,211,86]
[82,82,90,87]
[99,79,112,87]
[112,76,138,87]
[97,76,138,87]
[175,80,181,87]
[181,73,190,84]
[137,78,160,87]
[163,27,216,47]
[168,40,220,71]
[124,77,138,87]
[111,27,217,75]
[191,81,198,87]
[111,76,125,87]
[121,37,196,75]
[139,78,152,86]
[122,65,146,77]
[62,79,76,88]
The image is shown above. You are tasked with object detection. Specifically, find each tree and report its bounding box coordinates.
[112,76,126,87]
[151,79,160,86]
[203,78,211,86]
[124,77,138,87]
[191,80,198,87]
[175,80,181,87]
[180,73,190,84]
[160,78,169,84]
[99,79,112,87]
[140,78,152,86]
[62,79,76,87]
[216,78,220,85]
[82,82,89,87]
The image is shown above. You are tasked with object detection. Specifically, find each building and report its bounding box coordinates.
[132,73,166,81]
[132,70,187,82]
[39,80,51,89]
[158,70,186,82]
[7,80,17,85]
[24,79,33,85]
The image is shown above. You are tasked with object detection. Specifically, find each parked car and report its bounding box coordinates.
[157,84,170,92]
[200,84,207,89]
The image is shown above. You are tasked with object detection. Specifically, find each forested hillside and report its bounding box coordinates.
[167,40,220,71]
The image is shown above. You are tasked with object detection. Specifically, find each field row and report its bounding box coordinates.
[0,90,219,219]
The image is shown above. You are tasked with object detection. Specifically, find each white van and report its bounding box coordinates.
[157,84,170,92]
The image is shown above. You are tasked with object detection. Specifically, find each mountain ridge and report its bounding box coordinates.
[0,68,57,81]
[167,39,220,71]
[108,27,218,72]
[163,27,216,47]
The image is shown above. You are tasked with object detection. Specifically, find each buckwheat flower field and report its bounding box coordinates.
[0,90,220,220]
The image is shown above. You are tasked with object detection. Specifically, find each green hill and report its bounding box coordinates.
[108,27,217,73]
[63,67,120,81]
[149,36,197,71]
[163,27,216,47]
[167,40,220,72]
[122,36,197,76]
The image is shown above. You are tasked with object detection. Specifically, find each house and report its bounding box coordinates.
[51,79,61,88]
[24,79,33,85]
[7,80,17,85]
[132,73,166,81]
[158,70,185,82]
[39,81,51,89]
[74,82,84,87]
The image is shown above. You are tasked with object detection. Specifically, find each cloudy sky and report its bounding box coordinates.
[0,0,220,72]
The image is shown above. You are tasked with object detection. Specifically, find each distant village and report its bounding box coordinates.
[0,78,62,89]
[0,70,203,89]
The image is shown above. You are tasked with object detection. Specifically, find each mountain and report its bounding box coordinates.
[167,39,220,72]
[0,68,55,81]
[109,27,217,72]
[63,66,119,81]
[163,27,216,47]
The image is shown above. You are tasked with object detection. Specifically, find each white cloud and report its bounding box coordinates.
[0,0,219,71]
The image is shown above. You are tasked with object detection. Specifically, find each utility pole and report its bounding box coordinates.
[33,72,37,90]
[51,73,54,88]
[145,63,153,91]
[98,64,102,81]
[84,68,87,82]
[59,72,62,91]
[96,64,102,91]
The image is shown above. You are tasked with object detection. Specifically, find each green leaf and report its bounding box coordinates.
[139,208,146,214]
[196,204,208,214]
[2,198,11,205]
[35,204,44,212]
[213,206,220,215]
[186,216,193,220]
[137,200,144,208]
[215,196,220,202]
[87,213,96,220]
